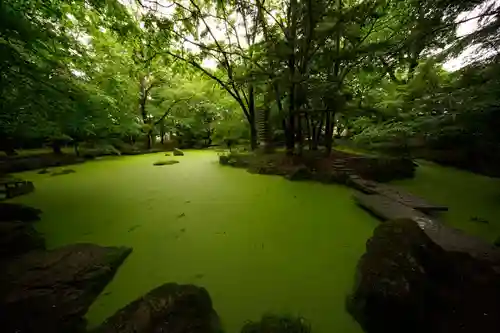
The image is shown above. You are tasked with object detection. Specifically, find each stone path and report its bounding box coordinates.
[354,192,428,221]
[353,178,500,264]
[349,175,447,213]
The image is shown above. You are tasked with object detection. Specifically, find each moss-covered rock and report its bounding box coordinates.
[93,283,220,333]
[0,244,132,333]
[347,218,500,333]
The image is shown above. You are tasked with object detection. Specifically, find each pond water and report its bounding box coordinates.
[10,151,377,333]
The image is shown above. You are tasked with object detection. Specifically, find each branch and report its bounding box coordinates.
[154,96,193,125]
[165,50,249,118]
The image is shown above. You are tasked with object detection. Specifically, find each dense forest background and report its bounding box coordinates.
[2,0,500,174]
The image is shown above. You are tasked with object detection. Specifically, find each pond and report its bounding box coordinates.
[10,151,376,333]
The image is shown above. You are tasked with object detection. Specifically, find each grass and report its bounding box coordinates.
[9,151,374,333]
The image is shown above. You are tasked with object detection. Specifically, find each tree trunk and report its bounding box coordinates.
[325,111,336,155]
[297,114,304,155]
[250,121,258,151]
[248,85,258,151]
[74,142,80,157]
[146,130,152,150]
[52,143,62,155]
[285,114,295,155]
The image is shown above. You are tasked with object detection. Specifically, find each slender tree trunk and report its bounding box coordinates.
[250,120,257,151]
[286,0,298,156]
[74,142,80,157]
[325,111,336,155]
[305,113,312,150]
[248,85,258,150]
[297,114,304,155]
[52,143,62,155]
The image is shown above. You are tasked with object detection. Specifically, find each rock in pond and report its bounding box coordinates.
[51,168,76,176]
[153,160,179,166]
[93,283,220,333]
[173,148,184,156]
[0,221,45,258]
[0,203,41,222]
[0,243,132,333]
[347,218,500,333]
[284,165,312,181]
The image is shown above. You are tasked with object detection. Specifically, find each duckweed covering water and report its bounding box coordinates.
[10,152,500,332]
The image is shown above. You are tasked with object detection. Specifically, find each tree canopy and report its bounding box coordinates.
[2,0,500,164]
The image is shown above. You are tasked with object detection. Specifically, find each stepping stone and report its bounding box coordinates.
[354,192,428,221]
[354,193,500,263]
[349,176,447,213]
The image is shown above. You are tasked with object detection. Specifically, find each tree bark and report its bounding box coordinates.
[325,111,336,155]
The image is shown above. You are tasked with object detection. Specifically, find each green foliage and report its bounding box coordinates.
[2,0,499,160]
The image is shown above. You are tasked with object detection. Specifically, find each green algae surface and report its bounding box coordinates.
[394,160,500,243]
[10,151,375,333]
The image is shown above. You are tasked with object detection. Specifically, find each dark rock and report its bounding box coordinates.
[51,169,76,176]
[93,283,220,333]
[0,243,132,333]
[38,169,49,174]
[471,216,489,224]
[0,221,45,257]
[165,153,171,156]
[1,180,35,199]
[347,219,500,333]
[173,148,184,156]
[0,203,41,222]
[153,160,179,166]
[285,166,312,181]
[219,155,230,165]
[241,315,311,333]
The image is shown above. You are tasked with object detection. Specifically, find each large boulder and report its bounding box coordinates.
[0,243,132,333]
[93,283,220,333]
[0,222,45,258]
[0,203,41,222]
[347,219,500,333]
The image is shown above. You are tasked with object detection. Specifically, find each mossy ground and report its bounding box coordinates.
[8,152,500,333]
